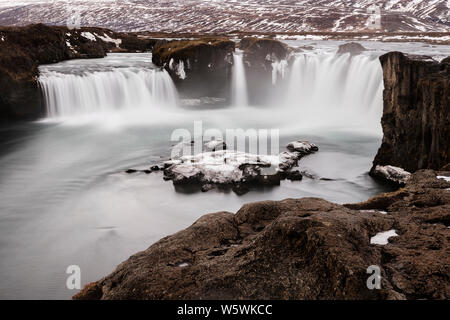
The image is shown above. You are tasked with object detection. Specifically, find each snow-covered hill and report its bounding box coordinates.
[0,0,448,32]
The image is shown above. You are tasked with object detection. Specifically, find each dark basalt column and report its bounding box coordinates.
[371,52,450,173]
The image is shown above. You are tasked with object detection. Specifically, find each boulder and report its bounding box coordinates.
[337,42,366,56]
[371,165,411,187]
[74,170,450,300]
[371,52,449,174]
[152,38,235,98]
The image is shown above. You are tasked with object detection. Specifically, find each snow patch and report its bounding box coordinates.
[81,32,96,42]
[95,32,122,48]
[437,176,450,182]
[370,230,398,245]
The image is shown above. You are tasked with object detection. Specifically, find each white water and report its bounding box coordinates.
[231,52,248,107]
[283,53,383,130]
[39,57,179,117]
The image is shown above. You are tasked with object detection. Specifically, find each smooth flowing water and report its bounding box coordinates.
[1,41,447,299]
[231,51,248,107]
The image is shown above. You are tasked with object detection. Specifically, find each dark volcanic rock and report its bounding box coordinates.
[117,34,157,52]
[152,38,235,98]
[371,52,450,174]
[74,170,450,300]
[337,42,366,55]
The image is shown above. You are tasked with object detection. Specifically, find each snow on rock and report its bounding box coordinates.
[81,32,97,42]
[287,141,319,154]
[95,32,122,48]
[437,176,450,182]
[360,210,388,215]
[164,150,279,186]
[162,139,319,194]
[372,165,411,186]
[370,230,398,245]
[204,140,227,152]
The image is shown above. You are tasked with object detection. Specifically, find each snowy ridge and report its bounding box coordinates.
[0,0,448,33]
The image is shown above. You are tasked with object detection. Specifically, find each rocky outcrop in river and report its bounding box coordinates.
[74,169,449,300]
[371,52,450,175]
[161,140,318,195]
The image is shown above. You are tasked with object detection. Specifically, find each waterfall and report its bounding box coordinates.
[284,53,383,128]
[231,52,248,107]
[39,68,179,117]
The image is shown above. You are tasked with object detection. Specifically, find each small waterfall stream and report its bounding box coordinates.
[231,51,249,107]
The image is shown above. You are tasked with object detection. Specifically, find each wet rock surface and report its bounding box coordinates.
[74,169,450,300]
[372,52,450,174]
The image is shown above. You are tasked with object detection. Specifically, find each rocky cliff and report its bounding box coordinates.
[372,52,450,174]
[0,24,152,120]
[151,38,235,98]
[74,170,449,300]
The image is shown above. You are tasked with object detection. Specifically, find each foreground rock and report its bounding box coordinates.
[152,38,235,98]
[162,140,318,195]
[74,170,450,300]
[371,52,449,175]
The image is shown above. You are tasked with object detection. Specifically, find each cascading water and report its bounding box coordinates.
[231,51,248,107]
[39,62,179,118]
[282,53,383,129]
